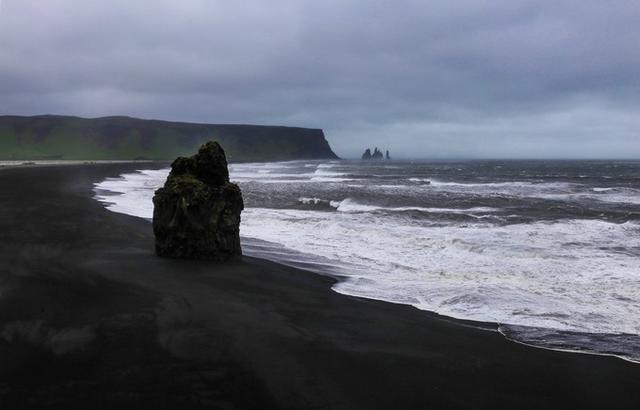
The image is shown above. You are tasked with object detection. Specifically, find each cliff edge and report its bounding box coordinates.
[0,115,339,162]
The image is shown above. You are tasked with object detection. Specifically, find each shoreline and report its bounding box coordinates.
[0,159,166,172]
[336,287,640,365]
[497,328,640,365]
[2,163,640,409]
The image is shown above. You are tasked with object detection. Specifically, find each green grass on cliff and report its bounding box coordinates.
[0,115,338,162]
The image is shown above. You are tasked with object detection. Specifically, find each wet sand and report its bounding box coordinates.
[1,164,639,409]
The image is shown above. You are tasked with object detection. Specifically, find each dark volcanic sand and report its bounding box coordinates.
[0,164,639,409]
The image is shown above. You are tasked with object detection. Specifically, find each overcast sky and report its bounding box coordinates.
[1,0,639,158]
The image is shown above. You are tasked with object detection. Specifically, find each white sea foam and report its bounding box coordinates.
[408,177,431,184]
[299,197,328,205]
[228,162,353,184]
[93,169,168,219]
[428,178,574,189]
[326,198,499,214]
[401,178,640,205]
[239,208,640,335]
[309,177,355,182]
[314,168,345,176]
[311,168,350,181]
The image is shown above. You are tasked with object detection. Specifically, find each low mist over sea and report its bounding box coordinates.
[95,159,640,362]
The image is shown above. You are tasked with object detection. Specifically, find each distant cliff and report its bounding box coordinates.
[0,115,339,161]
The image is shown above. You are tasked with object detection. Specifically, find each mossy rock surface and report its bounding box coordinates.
[152,141,243,260]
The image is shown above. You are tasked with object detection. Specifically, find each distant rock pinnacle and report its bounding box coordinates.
[361,147,390,160]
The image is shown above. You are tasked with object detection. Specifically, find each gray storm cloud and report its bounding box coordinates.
[0,0,639,158]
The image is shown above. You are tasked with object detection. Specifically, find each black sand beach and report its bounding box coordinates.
[1,164,640,409]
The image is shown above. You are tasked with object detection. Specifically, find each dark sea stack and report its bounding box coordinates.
[152,141,244,260]
[362,147,386,160]
[372,147,384,159]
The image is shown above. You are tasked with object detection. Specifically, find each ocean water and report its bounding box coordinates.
[94,160,640,362]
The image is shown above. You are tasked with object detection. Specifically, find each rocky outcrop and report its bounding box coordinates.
[361,147,387,160]
[152,141,244,260]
